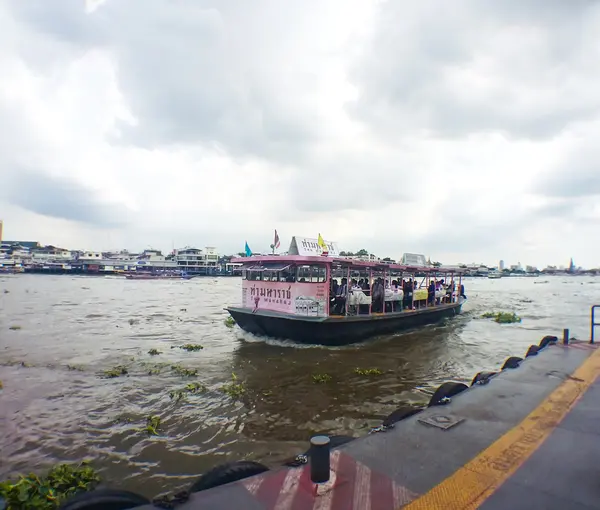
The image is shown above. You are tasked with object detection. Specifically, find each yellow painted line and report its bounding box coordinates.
[403,346,600,510]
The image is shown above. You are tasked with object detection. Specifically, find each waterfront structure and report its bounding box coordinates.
[499,259,505,271]
[400,253,428,266]
[174,246,219,275]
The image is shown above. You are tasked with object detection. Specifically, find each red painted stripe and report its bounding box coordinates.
[368,465,394,510]
[254,469,289,509]
[288,465,317,510]
[329,451,357,509]
[273,467,305,509]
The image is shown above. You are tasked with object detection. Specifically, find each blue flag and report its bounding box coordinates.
[245,241,252,257]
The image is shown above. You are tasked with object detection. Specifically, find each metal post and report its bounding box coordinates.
[563,328,569,345]
[310,435,330,483]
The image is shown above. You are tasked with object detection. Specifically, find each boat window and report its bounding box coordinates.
[297,265,311,282]
[278,267,296,282]
[297,265,326,283]
[311,265,327,283]
[247,270,263,281]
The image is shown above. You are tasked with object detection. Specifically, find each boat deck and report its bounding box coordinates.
[137,337,600,509]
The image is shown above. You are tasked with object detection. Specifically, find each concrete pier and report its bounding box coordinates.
[135,338,600,509]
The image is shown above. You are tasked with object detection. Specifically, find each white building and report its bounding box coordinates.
[135,250,178,271]
[174,246,219,274]
[499,260,505,271]
[401,253,428,266]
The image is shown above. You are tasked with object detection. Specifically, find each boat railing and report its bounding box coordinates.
[590,305,600,344]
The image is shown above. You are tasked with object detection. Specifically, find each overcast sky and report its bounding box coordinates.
[1,0,599,267]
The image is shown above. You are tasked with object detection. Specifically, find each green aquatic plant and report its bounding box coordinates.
[312,373,332,384]
[224,317,236,328]
[9,325,21,331]
[66,365,85,372]
[354,368,383,376]
[481,311,522,324]
[179,344,204,352]
[148,348,162,356]
[220,372,245,399]
[144,415,161,435]
[102,366,128,378]
[170,364,198,377]
[0,462,100,509]
[169,382,207,402]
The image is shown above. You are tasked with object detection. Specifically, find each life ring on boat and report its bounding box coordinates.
[470,371,497,386]
[501,356,523,370]
[539,335,558,349]
[428,382,468,407]
[382,406,423,427]
[188,461,269,493]
[525,345,540,357]
[58,488,150,509]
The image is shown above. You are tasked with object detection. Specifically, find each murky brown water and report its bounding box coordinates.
[0,274,598,497]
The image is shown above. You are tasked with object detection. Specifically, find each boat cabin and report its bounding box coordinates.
[236,255,465,318]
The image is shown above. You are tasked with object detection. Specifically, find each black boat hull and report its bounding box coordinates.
[226,303,463,346]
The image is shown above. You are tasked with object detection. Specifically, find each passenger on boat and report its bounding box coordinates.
[334,277,348,315]
[428,281,436,306]
[403,279,414,309]
[372,278,384,313]
[460,284,467,299]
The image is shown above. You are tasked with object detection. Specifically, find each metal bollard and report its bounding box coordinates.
[563,328,569,345]
[310,435,331,483]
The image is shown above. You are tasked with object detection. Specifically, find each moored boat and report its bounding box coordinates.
[226,238,466,345]
[124,271,192,280]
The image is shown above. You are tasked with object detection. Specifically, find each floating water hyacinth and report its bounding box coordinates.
[481,311,522,324]
[354,368,383,376]
[0,462,100,509]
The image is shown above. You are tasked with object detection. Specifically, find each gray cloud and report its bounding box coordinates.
[347,0,600,140]
[7,0,322,164]
[0,167,131,227]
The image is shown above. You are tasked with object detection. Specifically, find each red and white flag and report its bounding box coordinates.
[274,229,281,249]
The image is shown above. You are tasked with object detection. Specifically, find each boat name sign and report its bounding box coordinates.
[242,280,328,317]
[288,236,340,257]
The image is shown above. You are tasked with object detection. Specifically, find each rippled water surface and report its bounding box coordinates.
[0,274,598,497]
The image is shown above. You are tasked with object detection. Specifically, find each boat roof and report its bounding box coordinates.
[231,255,466,274]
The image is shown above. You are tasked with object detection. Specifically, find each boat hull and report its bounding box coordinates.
[226,303,463,346]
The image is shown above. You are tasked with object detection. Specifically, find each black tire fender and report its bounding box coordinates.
[428,382,468,407]
[470,371,497,386]
[189,461,269,493]
[501,356,523,370]
[382,406,423,427]
[526,345,540,357]
[539,335,558,349]
[58,489,150,510]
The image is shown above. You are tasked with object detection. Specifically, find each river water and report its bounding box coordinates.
[0,274,597,498]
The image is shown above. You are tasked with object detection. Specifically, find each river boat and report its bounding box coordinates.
[226,238,466,345]
[488,271,502,279]
[125,271,192,280]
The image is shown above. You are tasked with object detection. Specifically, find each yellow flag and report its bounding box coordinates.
[318,233,327,250]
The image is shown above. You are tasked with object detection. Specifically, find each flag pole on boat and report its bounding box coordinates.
[318,233,329,256]
[271,229,280,255]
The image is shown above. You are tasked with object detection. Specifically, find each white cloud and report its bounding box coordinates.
[1,0,599,268]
